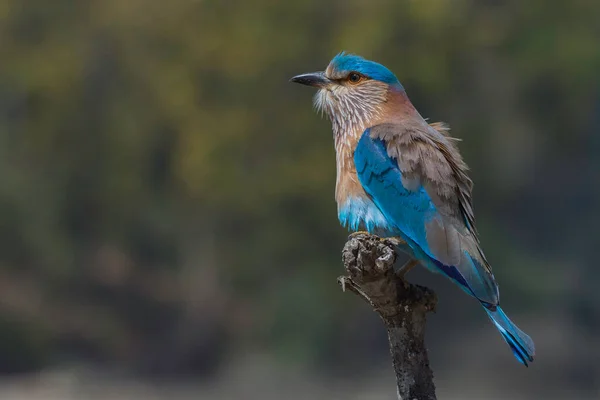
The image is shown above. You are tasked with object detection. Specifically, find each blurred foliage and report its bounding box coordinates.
[0,0,598,382]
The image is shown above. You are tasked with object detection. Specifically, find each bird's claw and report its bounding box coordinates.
[348,231,370,240]
[385,236,406,247]
[348,232,407,247]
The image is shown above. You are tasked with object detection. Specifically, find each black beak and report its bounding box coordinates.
[290,71,330,88]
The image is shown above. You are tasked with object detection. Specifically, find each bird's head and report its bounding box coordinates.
[291,52,405,134]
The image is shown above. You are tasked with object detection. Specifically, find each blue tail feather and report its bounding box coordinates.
[485,306,535,366]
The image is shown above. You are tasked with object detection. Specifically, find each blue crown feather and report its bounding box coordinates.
[330,52,402,87]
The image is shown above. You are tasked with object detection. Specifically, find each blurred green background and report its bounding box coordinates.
[0,0,598,399]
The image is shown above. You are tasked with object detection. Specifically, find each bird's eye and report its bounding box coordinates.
[348,72,362,83]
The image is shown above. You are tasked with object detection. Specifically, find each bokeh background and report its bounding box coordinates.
[1,0,599,399]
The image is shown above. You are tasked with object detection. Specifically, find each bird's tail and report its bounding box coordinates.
[485,306,535,366]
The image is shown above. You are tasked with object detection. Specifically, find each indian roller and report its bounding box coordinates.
[291,52,535,366]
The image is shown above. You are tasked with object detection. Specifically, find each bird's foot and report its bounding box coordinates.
[348,231,371,239]
[348,232,407,247]
[385,236,406,247]
[396,259,419,279]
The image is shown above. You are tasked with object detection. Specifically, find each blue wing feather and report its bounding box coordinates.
[354,132,436,247]
[354,129,496,303]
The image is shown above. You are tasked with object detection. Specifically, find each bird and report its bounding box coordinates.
[291,52,535,366]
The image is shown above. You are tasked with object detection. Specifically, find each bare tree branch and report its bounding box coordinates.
[338,233,437,400]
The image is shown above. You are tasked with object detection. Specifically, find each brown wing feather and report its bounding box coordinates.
[428,122,478,239]
[370,121,490,271]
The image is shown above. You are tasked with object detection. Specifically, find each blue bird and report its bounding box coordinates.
[291,52,535,366]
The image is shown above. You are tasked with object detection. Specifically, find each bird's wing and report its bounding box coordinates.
[354,122,498,306]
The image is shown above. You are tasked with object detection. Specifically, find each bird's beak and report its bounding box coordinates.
[290,71,331,88]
